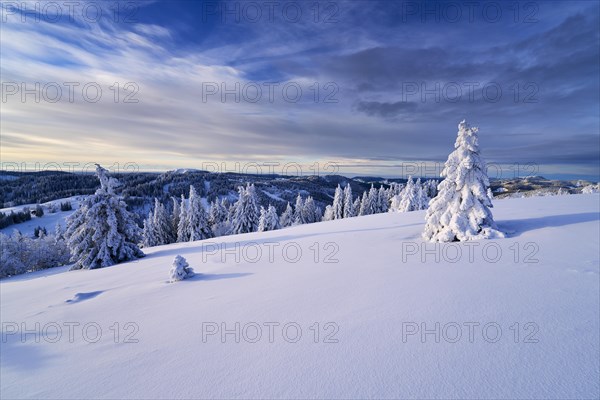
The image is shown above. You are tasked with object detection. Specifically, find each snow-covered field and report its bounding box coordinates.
[1,194,599,399]
[0,196,83,237]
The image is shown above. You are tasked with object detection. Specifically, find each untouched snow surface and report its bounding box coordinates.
[1,194,599,399]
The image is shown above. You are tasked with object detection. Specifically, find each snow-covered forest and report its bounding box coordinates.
[1,121,599,278]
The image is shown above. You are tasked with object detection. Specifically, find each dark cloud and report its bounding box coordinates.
[353,100,418,118]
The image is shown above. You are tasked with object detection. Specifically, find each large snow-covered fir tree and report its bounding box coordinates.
[423,120,504,242]
[231,184,260,234]
[65,164,144,270]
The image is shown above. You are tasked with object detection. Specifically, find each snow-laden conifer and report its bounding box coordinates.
[65,164,144,270]
[343,184,355,218]
[423,120,503,242]
[176,194,189,242]
[258,205,281,232]
[302,196,319,223]
[231,184,260,234]
[187,185,212,241]
[332,185,344,219]
[169,255,195,282]
[293,194,305,224]
[279,202,294,227]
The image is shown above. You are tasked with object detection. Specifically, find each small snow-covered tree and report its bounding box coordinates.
[258,205,281,232]
[279,202,294,227]
[188,185,212,241]
[423,120,504,242]
[343,184,355,218]
[169,255,195,282]
[65,164,144,270]
[332,185,344,219]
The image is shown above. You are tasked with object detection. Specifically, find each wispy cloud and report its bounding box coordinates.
[0,0,598,178]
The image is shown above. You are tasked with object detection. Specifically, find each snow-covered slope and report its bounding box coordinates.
[1,195,599,399]
[0,196,83,237]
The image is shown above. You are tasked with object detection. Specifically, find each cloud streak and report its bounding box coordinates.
[0,0,598,179]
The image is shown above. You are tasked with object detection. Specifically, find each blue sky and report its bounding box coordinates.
[1,0,599,179]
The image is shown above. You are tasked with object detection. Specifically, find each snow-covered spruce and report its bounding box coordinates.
[302,196,320,224]
[398,177,418,212]
[188,185,212,241]
[293,194,305,224]
[258,205,281,232]
[142,212,157,248]
[332,185,344,220]
[176,194,189,243]
[343,184,355,218]
[323,204,334,221]
[209,198,230,237]
[169,255,194,282]
[65,164,144,270]
[279,202,294,228]
[153,198,174,244]
[423,120,504,242]
[231,183,260,234]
